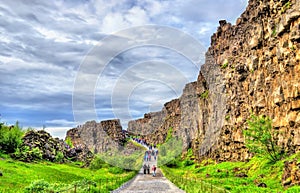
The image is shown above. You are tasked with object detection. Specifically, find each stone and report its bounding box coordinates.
[291,99,300,110]
[235,173,248,178]
[283,178,292,186]
[257,182,267,188]
[273,86,284,105]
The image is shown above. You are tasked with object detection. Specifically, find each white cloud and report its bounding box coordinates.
[126,6,149,25]
[45,119,75,126]
[34,26,71,42]
[102,12,130,33]
[44,127,72,139]
[101,6,150,34]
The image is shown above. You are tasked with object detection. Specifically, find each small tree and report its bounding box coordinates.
[0,122,24,154]
[244,114,282,163]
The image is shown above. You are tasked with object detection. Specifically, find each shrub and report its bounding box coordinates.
[165,127,173,142]
[72,179,97,191]
[55,151,64,163]
[165,159,180,168]
[200,90,209,99]
[108,166,124,174]
[31,147,43,160]
[24,179,97,193]
[14,146,43,161]
[65,137,73,148]
[89,156,107,170]
[186,148,193,158]
[183,159,194,167]
[24,179,50,193]
[0,122,24,154]
[244,114,283,163]
[164,156,182,168]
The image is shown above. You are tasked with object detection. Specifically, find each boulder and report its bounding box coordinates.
[235,173,248,178]
[257,182,267,188]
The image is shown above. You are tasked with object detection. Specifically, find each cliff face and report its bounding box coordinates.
[128,111,165,136]
[66,119,126,154]
[128,0,300,162]
[128,99,181,145]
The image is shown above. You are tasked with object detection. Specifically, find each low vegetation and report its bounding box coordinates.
[0,121,24,154]
[158,136,183,167]
[0,121,137,192]
[98,149,144,171]
[221,59,229,69]
[161,114,299,192]
[244,114,283,163]
[161,155,300,193]
[0,158,136,192]
[200,90,209,99]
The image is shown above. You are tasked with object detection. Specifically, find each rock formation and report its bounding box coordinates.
[62,0,300,167]
[66,119,126,154]
[14,130,93,163]
[128,0,300,162]
[282,159,300,187]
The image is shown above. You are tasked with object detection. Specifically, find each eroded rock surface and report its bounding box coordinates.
[127,0,300,163]
[66,119,126,154]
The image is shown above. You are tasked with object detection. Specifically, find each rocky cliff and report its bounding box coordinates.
[128,0,300,162]
[66,119,126,154]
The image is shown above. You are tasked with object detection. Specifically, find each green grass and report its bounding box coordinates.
[0,158,137,192]
[161,155,300,193]
[130,140,147,150]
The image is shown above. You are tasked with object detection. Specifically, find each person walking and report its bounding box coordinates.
[147,164,150,174]
[152,165,156,177]
[143,164,147,174]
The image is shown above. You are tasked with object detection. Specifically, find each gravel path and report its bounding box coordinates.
[112,157,185,193]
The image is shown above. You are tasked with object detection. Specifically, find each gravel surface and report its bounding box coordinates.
[112,157,185,193]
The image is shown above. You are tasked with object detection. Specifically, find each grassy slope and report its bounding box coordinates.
[162,154,300,193]
[0,158,136,193]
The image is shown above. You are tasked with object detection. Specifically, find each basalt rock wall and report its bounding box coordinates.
[66,119,126,154]
[128,0,300,162]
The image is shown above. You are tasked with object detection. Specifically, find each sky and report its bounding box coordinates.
[0,0,248,138]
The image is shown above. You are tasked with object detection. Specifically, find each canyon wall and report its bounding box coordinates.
[65,0,300,162]
[128,0,300,162]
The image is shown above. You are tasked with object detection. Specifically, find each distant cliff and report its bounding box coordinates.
[66,119,126,154]
[128,0,300,162]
